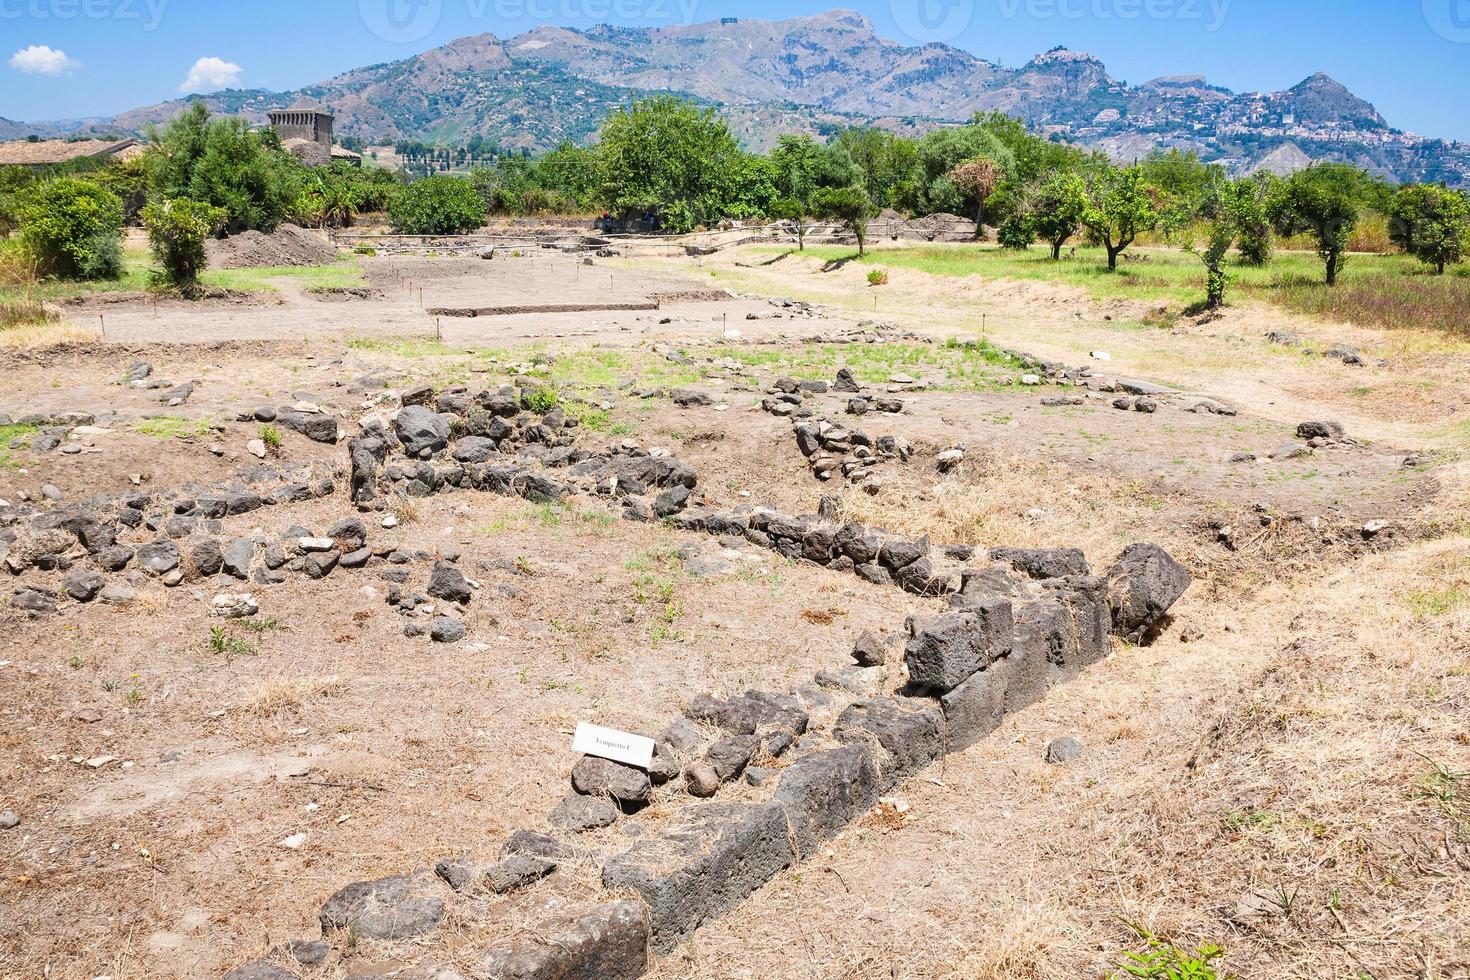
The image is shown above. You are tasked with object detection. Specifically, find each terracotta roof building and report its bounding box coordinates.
[0,138,140,168]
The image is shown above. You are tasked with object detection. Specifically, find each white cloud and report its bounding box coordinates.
[9,45,81,76]
[179,56,242,94]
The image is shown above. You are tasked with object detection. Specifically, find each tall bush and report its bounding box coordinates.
[15,177,124,280]
[142,197,227,293]
[388,176,486,235]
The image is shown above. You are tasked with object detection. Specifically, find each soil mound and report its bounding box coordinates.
[206,223,340,269]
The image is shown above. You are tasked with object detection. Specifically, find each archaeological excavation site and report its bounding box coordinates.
[0,222,1465,980]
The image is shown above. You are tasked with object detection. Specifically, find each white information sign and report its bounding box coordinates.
[572,722,655,769]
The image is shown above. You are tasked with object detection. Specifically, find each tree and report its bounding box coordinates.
[1390,184,1470,274]
[769,197,807,250]
[1081,165,1159,271]
[911,125,1014,225]
[594,96,746,233]
[15,177,124,279]
[770,134,824,205]
[1233,173,1275,266]
[996,214,1034,250]
[812,186,879,257]
[1186,180,1257,310]
[1030,171,1087,260]
[535,141,600,210]
[142,197,227,294]
[828,127,920,211]
[388,175,486,235]
[1141,149,1226,241]
[1269,163,1373,286]
[946,158,1000,238]
[144,101,302,234]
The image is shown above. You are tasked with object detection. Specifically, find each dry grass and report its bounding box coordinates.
[1275,270,1470,337]
[389,491,423,525]
[240,674,344,715]
[952,906,1075,980]
[835,451,1171,563]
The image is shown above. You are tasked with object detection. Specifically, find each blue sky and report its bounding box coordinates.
[2,0,1468,141]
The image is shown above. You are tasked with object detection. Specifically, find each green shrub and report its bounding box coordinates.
[996,214,1035,250]
[1115,938,1225,979]
[520,385,560,414]
[15,177,124,280]
[388,176,486,235]
[142,197,227,293]
[866,268,889,286]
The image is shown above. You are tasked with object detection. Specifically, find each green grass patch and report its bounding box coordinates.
[346,336,454,358]
[1405,587,1468,617]
[0,246,153,307]
[0,421,39,468]
[199,255,366,293]
[131,415,212,439]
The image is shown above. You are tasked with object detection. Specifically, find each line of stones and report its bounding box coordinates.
[215,378,1190,978]
[254,439,1190,980]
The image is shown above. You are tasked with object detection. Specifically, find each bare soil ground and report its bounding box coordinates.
[2,241,1468,979]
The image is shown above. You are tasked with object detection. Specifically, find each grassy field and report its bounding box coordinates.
[776,243,1470,333]
[0,246,364,304]
[198,256,366,292]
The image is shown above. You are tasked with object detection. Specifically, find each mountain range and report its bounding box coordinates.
[4,10,1467,185]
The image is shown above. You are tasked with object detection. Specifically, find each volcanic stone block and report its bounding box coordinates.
[878,536,927,571]
[477,901,650,980]
[1002,623,1053,715]
[223,961,298,980]
[773,743,881,858]
[602,802,794,952]
[989,547,1092,580]
[704,734,758,782]
[485,855,557,894]
[318,874,443,940]
[1051,575,1112,667]
[834,697,944,786]
[571,756,651,804]
[904,599,1012,690]
[940,661,1009,752]
[1107,543,1192,643]
[393,405,449,456]
[686,692,807,737]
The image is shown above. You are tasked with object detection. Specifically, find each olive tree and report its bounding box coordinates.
[812,186,879,257]
[1390,184,1469,275]
[1269,163,1372,286]
[1081,165,1159,271]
